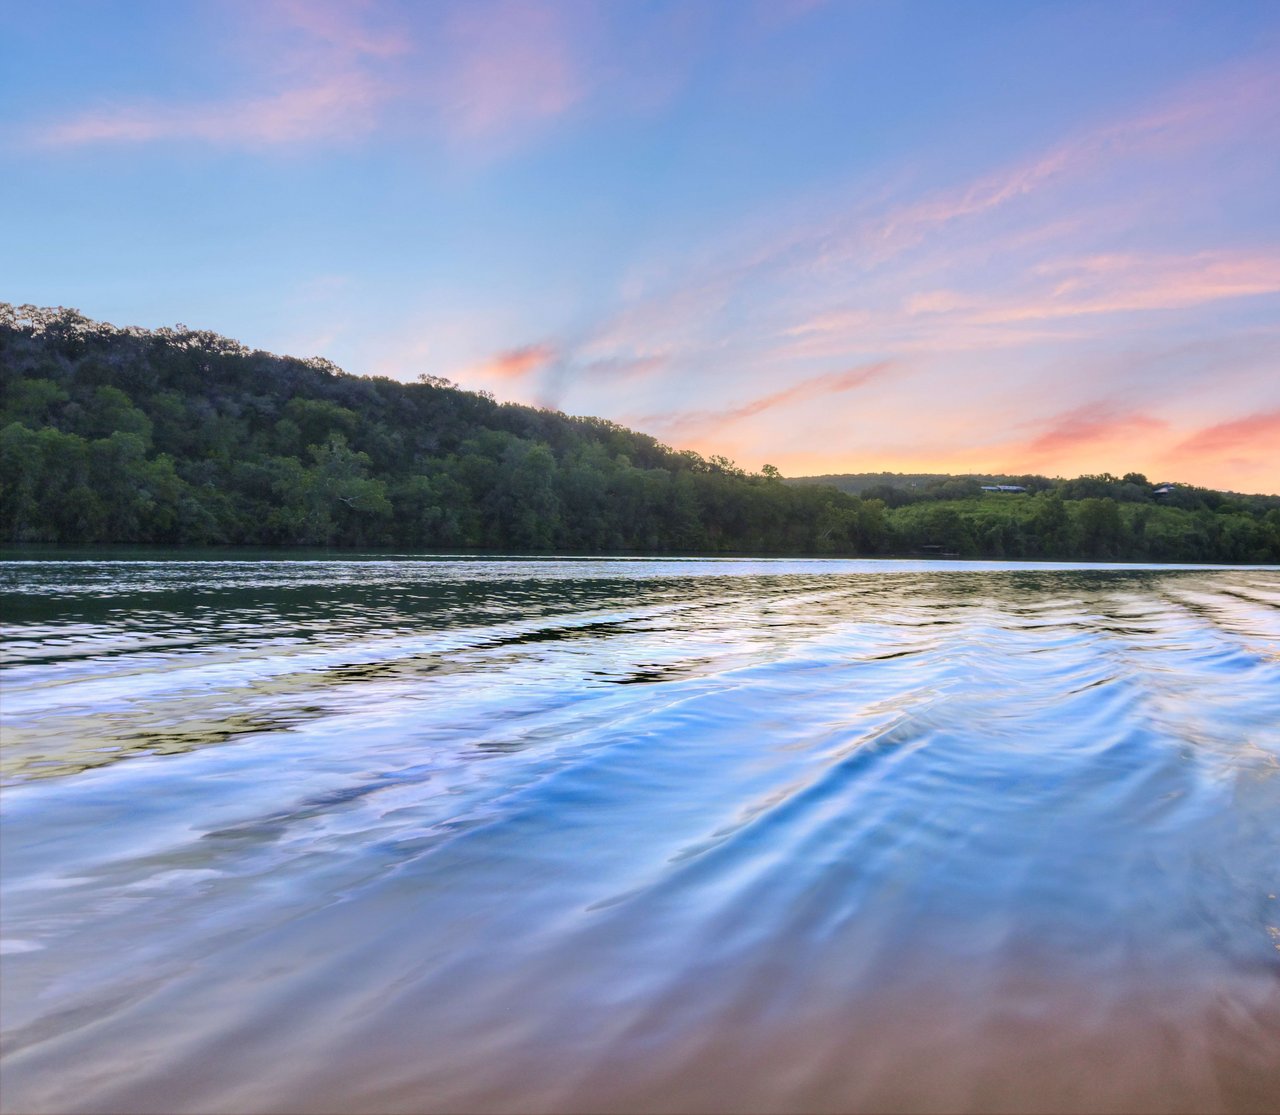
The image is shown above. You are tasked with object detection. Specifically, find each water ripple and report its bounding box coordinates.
[2,557,1278,1113]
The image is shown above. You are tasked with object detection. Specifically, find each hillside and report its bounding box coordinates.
[2,304,1278,562]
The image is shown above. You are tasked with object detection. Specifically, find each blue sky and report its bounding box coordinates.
[3,0,1278,488]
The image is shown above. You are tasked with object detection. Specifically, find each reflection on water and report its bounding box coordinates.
[2,554,1279,1113]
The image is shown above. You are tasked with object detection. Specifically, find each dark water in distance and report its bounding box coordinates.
[2,555,1279,1114]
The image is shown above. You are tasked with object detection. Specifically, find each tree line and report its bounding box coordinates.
[791,471,1280,562]
[2,304,1277,563]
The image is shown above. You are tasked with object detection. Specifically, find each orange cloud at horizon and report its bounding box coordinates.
[1151,409,1280,492]
[1171,408,1280,458]
[722,400,1280,495]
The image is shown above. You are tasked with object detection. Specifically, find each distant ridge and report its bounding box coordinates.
[790,472,1055,495]
[792,471,1279,500]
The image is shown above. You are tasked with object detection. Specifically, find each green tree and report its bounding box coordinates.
[1074,498,1124,559]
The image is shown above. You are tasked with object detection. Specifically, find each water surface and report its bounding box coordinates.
[2,556,1279,1113]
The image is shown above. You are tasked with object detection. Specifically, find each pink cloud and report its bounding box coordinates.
[1014,404,1168,464]
[778,249,1280,369]
[477,343,558,381]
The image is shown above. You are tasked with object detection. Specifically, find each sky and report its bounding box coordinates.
[3,0,1279,492]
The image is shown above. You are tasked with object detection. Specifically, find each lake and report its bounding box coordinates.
[1,555,1278,1113]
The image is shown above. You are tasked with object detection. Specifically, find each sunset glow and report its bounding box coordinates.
[5,0,1278,490]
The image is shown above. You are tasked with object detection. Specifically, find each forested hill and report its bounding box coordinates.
[2,304,1278,562]
[0,304,887,552]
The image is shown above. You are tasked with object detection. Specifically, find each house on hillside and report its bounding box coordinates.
[981,484,1026,493]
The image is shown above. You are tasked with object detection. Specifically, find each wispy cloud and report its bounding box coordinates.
[41,75,389,147]
[31,0,600,152]
[430,1,587,145]
[566,49,1280,372]
[842,52,1280,268]
[29,0,674,153]
[967,252,1280,324]
[37,0,407,148]
[635,359,894,439]
[270,0,410,59]
[746,245,1280,373]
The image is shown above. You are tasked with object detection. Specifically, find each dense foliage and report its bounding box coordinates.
[3,305,1278,562]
